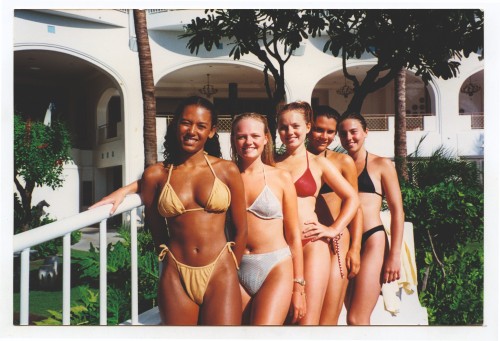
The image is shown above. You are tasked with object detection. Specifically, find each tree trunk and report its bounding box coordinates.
[133,10,157,168]
[14,177,34,232]
[394,67,409,182]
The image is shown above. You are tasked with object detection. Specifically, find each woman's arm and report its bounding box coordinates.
[380,158,405,283]
[223,161,248,264]
[338,155,363,279]
[89,179,141,214]
[140,165,169,253]
[319,157,359,236]
[281,170,306,322]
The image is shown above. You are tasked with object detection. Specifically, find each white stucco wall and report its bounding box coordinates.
[13,9,484,220]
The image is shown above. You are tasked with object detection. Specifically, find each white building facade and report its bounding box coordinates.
[13,9,484,220]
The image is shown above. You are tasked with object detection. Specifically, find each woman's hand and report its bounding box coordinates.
[346,247,361,279]
[88,180,140,215]
[302,220,342,241]
[88,187,128,215]
[382,253,401,283]
[289,288,307,323]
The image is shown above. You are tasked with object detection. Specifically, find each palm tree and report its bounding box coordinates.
[394,67,408,182]
[133,9,157,167]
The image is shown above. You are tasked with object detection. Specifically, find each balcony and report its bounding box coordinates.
[146,9,203,31]
[31,9,129,28]
[365,114,431,131]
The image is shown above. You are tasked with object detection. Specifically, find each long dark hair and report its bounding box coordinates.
[163,96,221,165]
[338,112,367,131]
[313,105,341,123]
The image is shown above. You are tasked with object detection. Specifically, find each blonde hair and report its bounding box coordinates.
[230,113,275,166]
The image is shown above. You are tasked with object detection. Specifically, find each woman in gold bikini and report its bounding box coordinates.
[91,96,247,325]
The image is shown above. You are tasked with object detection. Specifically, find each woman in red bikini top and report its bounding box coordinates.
[275,101,359,325]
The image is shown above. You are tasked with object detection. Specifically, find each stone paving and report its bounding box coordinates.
[71,226,124,252]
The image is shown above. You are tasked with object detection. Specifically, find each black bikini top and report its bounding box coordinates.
[358,151,383,197]
[319,150,333,194]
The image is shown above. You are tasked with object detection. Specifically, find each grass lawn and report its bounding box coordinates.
[13,286,86,319]
[13,248,91,322]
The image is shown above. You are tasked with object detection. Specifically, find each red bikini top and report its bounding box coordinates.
[294,152,317,197]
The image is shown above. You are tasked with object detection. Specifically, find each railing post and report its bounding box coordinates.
[19,248,30,325]
[62,233,71,325]
[99,219,107,325]
[130,209,139,325]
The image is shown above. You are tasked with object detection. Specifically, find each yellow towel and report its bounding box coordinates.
[379,211,418,315]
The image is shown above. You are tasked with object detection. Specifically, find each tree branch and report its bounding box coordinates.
[427,229,446,277]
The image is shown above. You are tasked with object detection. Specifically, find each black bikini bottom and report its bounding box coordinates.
[361,225,385,245]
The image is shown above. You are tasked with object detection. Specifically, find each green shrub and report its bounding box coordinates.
[35,285,100,326]
[36,222,158,326]
[402,146,483,325]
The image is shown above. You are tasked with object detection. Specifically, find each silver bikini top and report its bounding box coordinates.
[246,166,283,220]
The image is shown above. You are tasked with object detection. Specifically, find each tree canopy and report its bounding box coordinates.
[14,113,72,231]
[181,9,326,108]
[322,9,483,114]
[181,9,483,115]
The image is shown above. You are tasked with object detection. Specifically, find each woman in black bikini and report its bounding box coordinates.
[338,112,404,325]
[306,105,363,325]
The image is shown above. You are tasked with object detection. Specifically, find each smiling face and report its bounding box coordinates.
[176,104,216,154]
[232,117,268,162]
[278,109,311,150]
[308,115,338,153]
[338,118,367,154]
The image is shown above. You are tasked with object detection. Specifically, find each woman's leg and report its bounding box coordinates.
[240,285,252,325]
[299,240,331,325]
[250,256,293,325]
[158,258,200,325]
[199,251,242,325]
[319,229,350,325]
[346,231,386,325]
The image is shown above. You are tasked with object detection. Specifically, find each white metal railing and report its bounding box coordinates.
[13,194,143,326]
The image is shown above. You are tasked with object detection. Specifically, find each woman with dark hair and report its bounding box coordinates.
[337,112,404,325]
[275,101,359,325]
[91,96,247,325]
[306,105,363,325]
[231,113,305,325]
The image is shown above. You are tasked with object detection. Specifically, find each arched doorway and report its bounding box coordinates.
[14,49,126,215]
[154,62,277,159]
[313,66,436,132]
[458,70,484,130]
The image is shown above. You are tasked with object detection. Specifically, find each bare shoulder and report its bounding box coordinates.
[371,154,395,172]
[142,162,166,180]
[208,156,240,178]
[327,150,354,166]
[266,164,293,184]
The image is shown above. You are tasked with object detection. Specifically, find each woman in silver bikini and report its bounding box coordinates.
[231,113,305,325]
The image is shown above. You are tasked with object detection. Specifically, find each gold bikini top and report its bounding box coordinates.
[157,154,231,218]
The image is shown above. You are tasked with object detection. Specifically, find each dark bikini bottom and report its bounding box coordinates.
[361,225,385,245]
